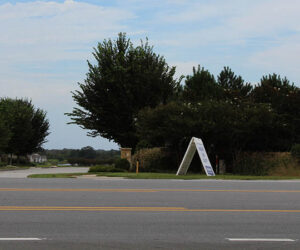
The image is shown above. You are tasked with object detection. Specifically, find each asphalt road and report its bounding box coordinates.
[0,178,300,249]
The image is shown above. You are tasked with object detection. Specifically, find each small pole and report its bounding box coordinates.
[216,155,219,174]
[136,160,139,174]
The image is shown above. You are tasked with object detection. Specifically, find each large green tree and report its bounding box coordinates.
[183,65,221,102]
[137,102,195,150]
[252,74,300,146]
[0,116,10,153]
[66,33,180,149]
[0,98,50,160]
[217,66,252,102]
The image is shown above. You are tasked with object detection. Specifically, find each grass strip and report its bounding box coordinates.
[0,166,30,171]
[28,172,300,180]
[28,173,88,178]
[96,172,300,180]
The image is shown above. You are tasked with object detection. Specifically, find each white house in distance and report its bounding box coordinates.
[28,153,47,163]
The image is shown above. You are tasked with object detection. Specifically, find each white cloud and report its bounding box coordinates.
[149,0,300,85]
[0,0,135,100]
[0,1,133,62]
[248,34,300,83]
[0,0,133,149]
[170,61,199,78]
[154,0,300,46]
[225,0,300,38]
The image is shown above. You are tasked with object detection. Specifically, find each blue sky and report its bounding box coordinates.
[1,0,300,150]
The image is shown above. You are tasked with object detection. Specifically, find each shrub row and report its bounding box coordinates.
[129,146,300,175]
[232,152,300,176]
[291,144,300,159]
[132,147,174,172]
[114,158,130,171]
[88,159,131,173]
[67,158,115,166]
[88,165,126,173]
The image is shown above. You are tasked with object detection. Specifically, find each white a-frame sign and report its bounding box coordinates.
[176,137,215,176]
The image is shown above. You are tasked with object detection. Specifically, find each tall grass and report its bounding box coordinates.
[233,152,300,176]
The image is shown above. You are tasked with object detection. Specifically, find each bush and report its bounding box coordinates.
[67,158,115,166]
[291,144,300,159]
[232,152,268,175]
[132,147,171,172]
[12,157,34,166]
[88,165,126,173]
[114,158,130,171]
[233,152,299,176]
[0,161,6,167]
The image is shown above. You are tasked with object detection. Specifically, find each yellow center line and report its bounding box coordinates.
[0,206,300,212]
[0,188,300,193]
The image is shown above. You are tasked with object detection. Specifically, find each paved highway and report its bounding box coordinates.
[0,178,300,249]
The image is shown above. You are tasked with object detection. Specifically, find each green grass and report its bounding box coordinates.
[96,172,300,180]
[27,172,300,180]
[0,166,30,171]
[28,173,88,178]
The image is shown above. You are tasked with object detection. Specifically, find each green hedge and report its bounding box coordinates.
[291,144,300,159]
[68,158,115,166]
[132,147,171,172]
[233,152,298,176]
[88,165,126,173]
[114,158,130,171]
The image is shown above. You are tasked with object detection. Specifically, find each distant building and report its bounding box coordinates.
[28,154,47,163]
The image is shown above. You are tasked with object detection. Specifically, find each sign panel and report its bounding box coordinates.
[194,139,215,176]
[176,137,215,176]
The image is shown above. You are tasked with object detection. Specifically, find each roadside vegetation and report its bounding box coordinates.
[0,165,30,171]
[28,149,300,179]
[28,172,300,180]
[65,33,300,176]
[0,98,49,166]
[44,147,120,166]
[94,173,300,180]
[28,173,86,178]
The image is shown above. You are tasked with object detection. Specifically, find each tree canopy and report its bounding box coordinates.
[0,98,49,158]
[183,65,221,102]
[66,33,300,172]
[67,33,181,149]
[252,74,300,144]
[217,66,252,102]
[0,116,10,153]
[136,67,299,169]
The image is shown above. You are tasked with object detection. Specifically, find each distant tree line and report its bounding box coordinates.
[45,147,120,165]
[67,33,300,171]
[0,98,49,164]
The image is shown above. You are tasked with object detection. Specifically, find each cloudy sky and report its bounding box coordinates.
[1,0,299,150]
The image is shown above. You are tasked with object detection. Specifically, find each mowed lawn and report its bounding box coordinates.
[28,172,300,180]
